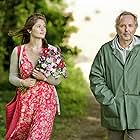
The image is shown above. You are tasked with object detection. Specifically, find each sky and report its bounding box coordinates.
[64,0,140,82]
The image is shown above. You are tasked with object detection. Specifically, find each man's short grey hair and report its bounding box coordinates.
[115,11,138,29]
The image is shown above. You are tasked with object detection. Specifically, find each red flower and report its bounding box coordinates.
[58,60,65,68]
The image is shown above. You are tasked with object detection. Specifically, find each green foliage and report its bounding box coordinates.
[0,0,90,139]
[0,90,15,139]
[56,56,89,117]
[0,47,6,73]
[0,0,78,71]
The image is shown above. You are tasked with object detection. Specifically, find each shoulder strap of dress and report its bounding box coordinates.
[17,45,24,68]
[17,46,21,58]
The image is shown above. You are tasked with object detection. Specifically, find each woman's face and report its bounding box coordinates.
[30,19,46,39]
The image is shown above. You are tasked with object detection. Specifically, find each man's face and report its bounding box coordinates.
[116,15,137,42]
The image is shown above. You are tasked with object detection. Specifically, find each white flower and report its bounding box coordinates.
[41,63,47,68]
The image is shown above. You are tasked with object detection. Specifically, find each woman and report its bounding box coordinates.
[6,13,66,140]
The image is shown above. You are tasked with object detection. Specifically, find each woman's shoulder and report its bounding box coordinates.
[11,46,18,54]
[13,44,25,50]
[11,44,25,56]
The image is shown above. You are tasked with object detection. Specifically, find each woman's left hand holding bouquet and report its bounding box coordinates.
[32,69,62,85]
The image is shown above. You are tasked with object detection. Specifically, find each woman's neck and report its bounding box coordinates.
[28,38,42,49]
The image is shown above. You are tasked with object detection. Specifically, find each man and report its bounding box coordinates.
[89,11,140,140]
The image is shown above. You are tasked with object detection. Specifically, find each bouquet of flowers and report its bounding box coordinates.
[35,45,67,79]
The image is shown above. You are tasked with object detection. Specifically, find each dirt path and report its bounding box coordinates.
[52,93,107,140]
[76,93,107,140]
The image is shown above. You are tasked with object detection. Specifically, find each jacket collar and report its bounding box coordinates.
[111,35,140,50]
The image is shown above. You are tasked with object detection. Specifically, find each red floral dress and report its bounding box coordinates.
[9,47,57,140]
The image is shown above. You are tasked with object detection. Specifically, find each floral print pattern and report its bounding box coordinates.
[9,46,57,140]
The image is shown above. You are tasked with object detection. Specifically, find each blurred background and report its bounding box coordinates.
[65,0,140,82]
[0,0,140,140]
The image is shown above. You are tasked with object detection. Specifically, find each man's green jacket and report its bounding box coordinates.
[89,36,140,130]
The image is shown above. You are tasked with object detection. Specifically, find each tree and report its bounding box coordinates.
[0,0,88,117]
[0,0,78,70]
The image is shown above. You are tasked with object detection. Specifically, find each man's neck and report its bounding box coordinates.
[118,39,133,48]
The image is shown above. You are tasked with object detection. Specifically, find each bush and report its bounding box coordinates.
[56,57,89,117]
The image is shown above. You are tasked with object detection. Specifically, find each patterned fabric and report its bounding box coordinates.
[8,47,57,140]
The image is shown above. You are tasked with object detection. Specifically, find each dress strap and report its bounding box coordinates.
[17,45,24,68]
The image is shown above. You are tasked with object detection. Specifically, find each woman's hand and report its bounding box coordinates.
[32,69,45,81]
[21,78,36,87]
[32,69,63,85]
